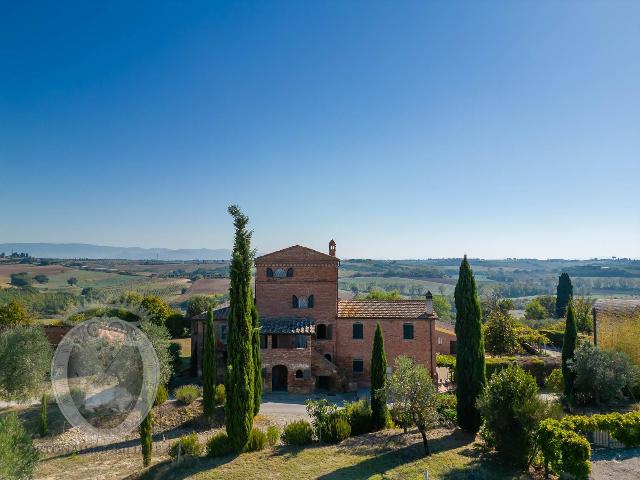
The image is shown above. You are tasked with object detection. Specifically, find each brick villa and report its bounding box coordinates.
[191,241,440,394]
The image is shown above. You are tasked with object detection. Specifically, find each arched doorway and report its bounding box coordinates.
[272,365,288,392]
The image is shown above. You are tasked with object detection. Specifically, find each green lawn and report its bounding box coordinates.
[139,429,533,480]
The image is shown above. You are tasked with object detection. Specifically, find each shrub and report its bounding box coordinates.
[281,420,313,445]
[214,384,226,406]
[266,426,279,446]
[478,364,554,467]
[175,384,200,405]
[166,313,189,338]
[537,419,591,478]
[321,414,351,444]
[244,428,267,452]
[10,272,31,287]
[545,368,563,393]
[571,342,638,405]
[206,432,234,457]
[437,393,457,424]
[169,433,202,460]
[343,399,373,436]
[390,403,413,433]
[169,342,182,374]
[0,413,39,480]
[305,398,338,442]
[154,384,168,406]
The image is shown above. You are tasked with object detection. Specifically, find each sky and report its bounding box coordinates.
[1,1,639,259]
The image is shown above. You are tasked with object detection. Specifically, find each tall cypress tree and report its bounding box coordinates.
[139,411,152,467]
[370,322,388,430]
[454,255,486,433]
[555,273,573,318]
[202,306,217,417]
[225,205,255,452]
[562,301,577,403]
[251,302,262,416]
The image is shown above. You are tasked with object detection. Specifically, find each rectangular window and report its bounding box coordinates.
[272,334,279,348]
[295,335,308,349]
[260,335,268,349]
[352,323,363,340]
[220,325,227,343]
[403,323,414,340]
[437,336,443,345]
[353,359,364,373]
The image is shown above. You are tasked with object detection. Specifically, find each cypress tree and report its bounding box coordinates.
[225,205,255,452]
[562,301,577,403]
[251,303,262,416]
[38,392,48,436]
[555,273,573,318]
[202,306,217,417]
[139,410,152,467]
[454,255,486,433]
[370,322,388,430]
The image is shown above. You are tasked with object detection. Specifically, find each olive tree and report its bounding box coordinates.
[386,356,438,455]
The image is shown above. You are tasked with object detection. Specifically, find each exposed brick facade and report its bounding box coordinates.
[191,243,439,394]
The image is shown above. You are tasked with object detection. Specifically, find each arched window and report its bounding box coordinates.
[292,295,299,308]
[295,369,303,379]
[286,268,294,277]
[274,268,286,278]
[324,353,332,362]
[316,324,327,339]
[298,296,308,308]
[266,267,274,278]
[308,295,314,308]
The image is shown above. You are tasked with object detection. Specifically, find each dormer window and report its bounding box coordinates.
[274,268,286,278]
[266,268,274,277]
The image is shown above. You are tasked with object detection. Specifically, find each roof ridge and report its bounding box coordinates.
[255,244,338,262]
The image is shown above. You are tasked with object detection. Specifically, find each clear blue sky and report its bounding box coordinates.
[1,1,638,259]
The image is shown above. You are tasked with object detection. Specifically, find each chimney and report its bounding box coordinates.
[425,290,433,315]
[329,239,336,257]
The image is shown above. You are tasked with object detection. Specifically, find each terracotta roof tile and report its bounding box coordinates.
[255,245,339,264]
[593,299,640,317]
[337,300,435,319]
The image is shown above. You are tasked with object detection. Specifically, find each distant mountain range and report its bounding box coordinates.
[0,243,231,261]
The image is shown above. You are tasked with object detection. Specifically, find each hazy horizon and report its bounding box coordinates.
[2,2,639,259]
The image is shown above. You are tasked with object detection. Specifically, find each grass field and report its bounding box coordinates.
[137,429,532,480]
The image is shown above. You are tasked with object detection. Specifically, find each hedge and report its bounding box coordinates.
[437,354,559,387]
[537,412,640,478]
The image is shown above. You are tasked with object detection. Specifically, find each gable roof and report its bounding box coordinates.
[255,245,339,264]
[338,300,435,319]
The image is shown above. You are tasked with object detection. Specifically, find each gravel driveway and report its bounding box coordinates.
[590,448,640,480]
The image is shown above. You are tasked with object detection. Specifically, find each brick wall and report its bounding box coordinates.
[261,334,314,394]
[334,317,436,387]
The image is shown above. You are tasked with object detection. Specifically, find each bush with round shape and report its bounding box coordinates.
[206,432,234,457]
[437,393,457,424]
[343,399,373,436]
[244,428,267,452]
[0,413,39,480]
[214,384,226,406]
[321,414,351,444]
[478,364,553,467]
[169,432,202,460]
[281,420,313,446]
[175,384,200,405]
[266,426,279,446]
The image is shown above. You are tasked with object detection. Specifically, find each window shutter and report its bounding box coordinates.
[266,268,273,277]
[308,295,314,308]
[303,369,311,379]
[286,268,294,277]
[327,324,333,339]
[292,295,298,308]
